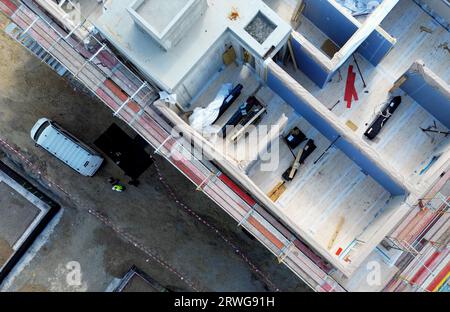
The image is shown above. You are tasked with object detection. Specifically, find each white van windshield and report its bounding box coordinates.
[33,121,51,141]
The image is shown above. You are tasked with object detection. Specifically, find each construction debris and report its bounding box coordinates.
[228,7,240,21]
[438,42,450,54]
[420,25,433,33]
[245,12,277,44]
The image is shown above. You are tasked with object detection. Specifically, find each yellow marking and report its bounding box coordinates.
[346,120,358,132]
[268,182,286,202]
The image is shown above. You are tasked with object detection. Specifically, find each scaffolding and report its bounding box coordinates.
[0,0,346,292]
[384,173,450,292]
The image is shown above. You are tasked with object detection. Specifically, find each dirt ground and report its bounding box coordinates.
[0,14,309,292]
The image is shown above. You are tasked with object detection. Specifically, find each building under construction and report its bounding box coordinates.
[0,0,448,292]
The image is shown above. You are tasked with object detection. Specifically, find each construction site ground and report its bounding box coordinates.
[0,14,309,292]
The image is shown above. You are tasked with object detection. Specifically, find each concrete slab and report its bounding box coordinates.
[186,60,395,271]
[0,182,40,248]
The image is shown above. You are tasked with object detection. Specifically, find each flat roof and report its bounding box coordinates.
[92,0,291,90]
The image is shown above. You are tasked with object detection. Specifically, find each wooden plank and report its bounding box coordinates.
[287,38,299,71]
[268,181,287,202]
[104,79,140,113]
[328,216,345,250]
[346,120,358,132]
[389,75,407,93]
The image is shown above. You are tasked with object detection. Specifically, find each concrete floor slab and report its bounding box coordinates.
[187,60,393,269]
[0,182,40,248]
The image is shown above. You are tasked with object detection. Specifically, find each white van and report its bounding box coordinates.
[30,118,104,177]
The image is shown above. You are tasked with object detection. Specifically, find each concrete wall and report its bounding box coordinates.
[128,0,208,51]
[334,138,405,195]
[174,33,234,107]
[163,0,208,50]
[303,0,395,65]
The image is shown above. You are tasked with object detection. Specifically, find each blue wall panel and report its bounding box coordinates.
[266,68,406,195]
[334,138,406,195]
[267,69,340,141]
[299,0,394,83]
[358,31,394,66]
[303,0,356,47]
[401,74,450,129]
[290,38,329,88]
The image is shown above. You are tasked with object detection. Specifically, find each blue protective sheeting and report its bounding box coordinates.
[302,0,356,47]
[267,69,340,141]
[401,73,450,129]
[358,31,394,66]
[294,0,394,87]
[334,138,405,195]
[290,38,329,88]
[266,68,406,195]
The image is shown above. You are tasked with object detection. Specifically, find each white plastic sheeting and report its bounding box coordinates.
[188,83,232,133]
[336,0,383,16]
[159,91,178,105]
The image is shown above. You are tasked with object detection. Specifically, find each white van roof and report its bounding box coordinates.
[31,118,103,176]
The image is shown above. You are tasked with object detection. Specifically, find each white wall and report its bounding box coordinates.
[173,33,242,108]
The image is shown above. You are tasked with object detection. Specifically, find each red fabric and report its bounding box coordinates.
[344,66,358,108]
[0,0,17,16]
[218,173,257,207]
[344,66,354,102]
[351,73,358,101]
